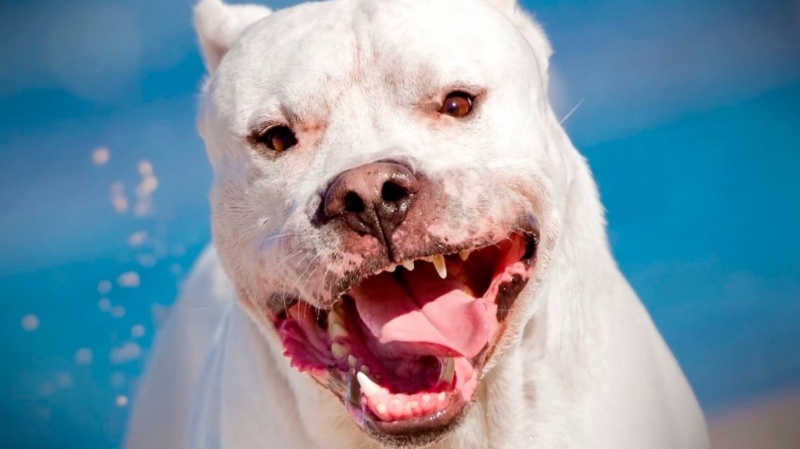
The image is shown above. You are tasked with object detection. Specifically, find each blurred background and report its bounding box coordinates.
[1,0,798,448]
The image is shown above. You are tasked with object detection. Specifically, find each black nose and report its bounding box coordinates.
[323,161,419,244]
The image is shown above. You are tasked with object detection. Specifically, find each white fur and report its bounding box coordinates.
[125,0,710,447]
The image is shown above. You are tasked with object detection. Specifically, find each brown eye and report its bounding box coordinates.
[440,91,474,118]
[259,126,297,153]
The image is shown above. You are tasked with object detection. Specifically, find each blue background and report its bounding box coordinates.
[1,0,798,448]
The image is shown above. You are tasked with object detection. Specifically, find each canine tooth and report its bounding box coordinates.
[439,357,455,384]
[459,250,471,261]
[402,260,415,271]
[432,254,447,279]
[328,322,348,340]
[331,342,348,360]
[356,371,384,397]
[348,355,358,369]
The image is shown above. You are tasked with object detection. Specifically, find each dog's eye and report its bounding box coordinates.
[440,92,474,118]
[258,126,297,153]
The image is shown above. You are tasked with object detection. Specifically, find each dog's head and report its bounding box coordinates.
[195,0,580,445]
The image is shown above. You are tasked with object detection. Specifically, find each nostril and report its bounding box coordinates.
[381,181,408,203]
[343,191,366,213]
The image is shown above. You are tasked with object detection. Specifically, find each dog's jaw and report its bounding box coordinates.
[266,225,538,444]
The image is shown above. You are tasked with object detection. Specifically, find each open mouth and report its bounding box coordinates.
[272,229,538,440]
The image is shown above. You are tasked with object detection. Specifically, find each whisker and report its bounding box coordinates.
[262,232,295,243]
[560,98,584,125]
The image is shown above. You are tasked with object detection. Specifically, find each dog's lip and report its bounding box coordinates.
[340,354,480,438]
[266,227,539,317]
[296,227,538,314]
[363,389,467,437]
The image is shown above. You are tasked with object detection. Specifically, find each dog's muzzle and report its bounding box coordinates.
[269,161,539,444]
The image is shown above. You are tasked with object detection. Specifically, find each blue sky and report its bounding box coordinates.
[0,0,799,448]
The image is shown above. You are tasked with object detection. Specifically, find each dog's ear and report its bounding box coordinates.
[194,0,272,72]
[483,0,552,75]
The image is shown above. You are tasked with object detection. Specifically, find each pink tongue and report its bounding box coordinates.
[350,264,491,359]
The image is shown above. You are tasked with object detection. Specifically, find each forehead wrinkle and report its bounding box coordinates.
[365,0,532,88]
[226,2,365,129]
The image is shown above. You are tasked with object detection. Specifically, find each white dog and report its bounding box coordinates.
[124,0,710,447]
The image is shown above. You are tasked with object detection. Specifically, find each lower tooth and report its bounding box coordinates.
[356,371,384,397]
[439,357,455,384]
[348,355,357,368]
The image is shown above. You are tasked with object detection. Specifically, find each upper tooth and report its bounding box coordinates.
[331,342,348,359]
[402,260,415,271]
[432,254,447,279]
[386,264,396,272]
[439,357,455,384]
[328,322,348,340]
[328,308,344,328]
[356,371,384,397]
[459,250,471,261]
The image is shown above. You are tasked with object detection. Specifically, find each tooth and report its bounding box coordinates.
[406,401,418,410]
[348,354,357,369]
[439,357,455,384]
[328,308,344,328]
[328,322,348,340]
[360,365,370,374]
[438,392,447,403]
[356,371,384,397]
[402,260,414,271]
[331,342,348,360]
[375,403,388,417]
[386,264,396,272]
[432,254,447,279]
[459,250,471,261]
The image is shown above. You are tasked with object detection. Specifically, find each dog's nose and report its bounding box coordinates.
[324,161,419,243]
